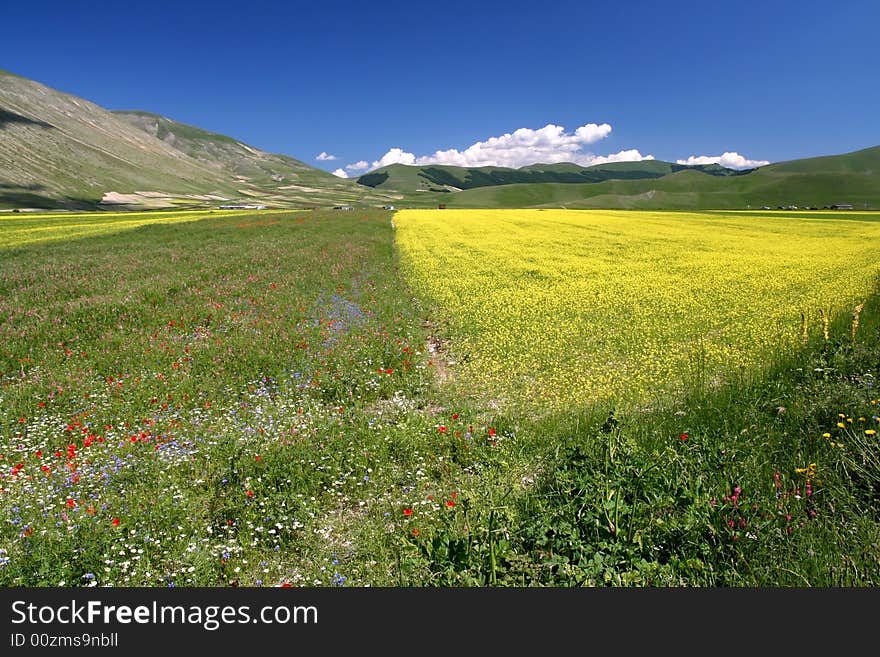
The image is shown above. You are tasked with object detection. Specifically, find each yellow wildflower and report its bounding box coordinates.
[794,463,817,479]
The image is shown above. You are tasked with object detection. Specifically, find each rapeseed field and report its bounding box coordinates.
[395,209,880,411]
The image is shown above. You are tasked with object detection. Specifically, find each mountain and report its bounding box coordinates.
[0,70,400,210]
[111,110,353,205]
[356,147,880,210]
[0,70,234,209]
[355,159,749,193]
[2,69,878,212]
[431,146,880,210]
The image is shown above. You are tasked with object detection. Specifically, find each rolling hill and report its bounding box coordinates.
[355,159,748,193]
[0,70,400,210]
[429,146,880,209]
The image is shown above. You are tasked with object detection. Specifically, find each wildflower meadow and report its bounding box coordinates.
[1,207,878,586]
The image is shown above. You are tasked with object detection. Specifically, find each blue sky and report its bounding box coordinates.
[3,0,878,175]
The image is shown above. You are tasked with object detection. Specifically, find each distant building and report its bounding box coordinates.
[382,205,396,210]
[219,204,267,210]
[333,205,355,210]
[831,204,854,210]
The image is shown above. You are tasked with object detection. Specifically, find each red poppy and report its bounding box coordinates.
[438,425,447,433]
[403,508,413,516]
[680,433,688,441]
[246,490,255,497]
[452,413,459,420]
[488,428,496,437]
[447,500,456,508]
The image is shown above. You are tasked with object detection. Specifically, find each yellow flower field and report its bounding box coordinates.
[394,209,880,411]
[0,209,254,248]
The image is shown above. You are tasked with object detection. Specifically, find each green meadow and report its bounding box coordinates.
[1,208,878,586]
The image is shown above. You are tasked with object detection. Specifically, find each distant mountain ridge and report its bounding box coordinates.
[356,159,750,192]
[427,145,880,210]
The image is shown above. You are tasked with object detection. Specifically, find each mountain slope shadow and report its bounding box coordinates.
[0,108,55,129]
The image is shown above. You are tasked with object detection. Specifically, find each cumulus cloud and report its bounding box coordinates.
[372,147,417,168]
[331,168,348,178]
[676,152,769,170]
[365,123,655,171]
[316,151,337,161]
[584,149,655,166]
[345,160,370,172]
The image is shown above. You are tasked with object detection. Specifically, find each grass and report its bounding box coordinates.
[1,208,878,586]
[485,305,880,586]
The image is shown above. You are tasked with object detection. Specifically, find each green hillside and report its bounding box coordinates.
[0,70,403,210]
[112,108,408,209]
[356,158,747,193]
[434,147,880,209]
[114,110,330,185]
[0,70,235,209]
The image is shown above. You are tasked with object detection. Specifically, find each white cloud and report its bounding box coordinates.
[331,168,348,178]
[583,149,655,166]
[345,160,370,172]
[316,151,337,161]
[676,152,769,170]
[366,122,653,171]
[372,147,417,169]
